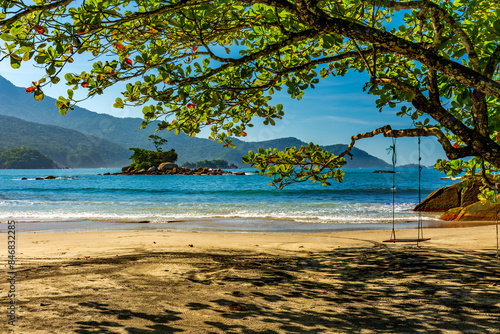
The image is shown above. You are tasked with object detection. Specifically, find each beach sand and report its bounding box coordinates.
[2,225,500,333]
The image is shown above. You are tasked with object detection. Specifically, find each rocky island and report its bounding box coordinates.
[111,162,246,176]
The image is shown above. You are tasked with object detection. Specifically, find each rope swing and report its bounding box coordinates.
[384,135,430,244]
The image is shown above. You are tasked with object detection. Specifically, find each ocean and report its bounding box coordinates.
[0,168,455,233]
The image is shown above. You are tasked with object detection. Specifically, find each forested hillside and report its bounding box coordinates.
[0,115,130,168]
[0,76,390,168]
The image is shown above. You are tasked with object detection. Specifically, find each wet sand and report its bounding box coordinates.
[1,225,500,333]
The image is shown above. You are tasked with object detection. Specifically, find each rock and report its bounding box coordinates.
[414,181,482,212]
[104,172,111,175]
[45,175,56,179]
[159,162,178,171]
[234,172,246,175]
[35,177,44,180]
[21,177,27,180]
[148,166,158,172]
[440,196,500,221]
[121,166,130,172]
[137,169,146,174]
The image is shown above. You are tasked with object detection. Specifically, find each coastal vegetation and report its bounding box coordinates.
[128,134,177,170]
[0,147,58,169]
[2,1,500,195]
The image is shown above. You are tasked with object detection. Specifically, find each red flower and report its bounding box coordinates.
[81,81,89,88]
[34,25,44,34]
[114,43,125,50]
[241,131,247,137]
[453,142,459,149]
[25,86,36,93]
[186,103,195,109]
[70,45,74,54]
[231,92,235,100]
[125,58,133,66]
[192,46,198,52]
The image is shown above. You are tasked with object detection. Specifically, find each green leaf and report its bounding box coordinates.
[113,97,124,108]
[494,20,500,33]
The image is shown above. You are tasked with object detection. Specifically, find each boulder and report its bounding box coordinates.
[440,196,500,221]
[147,166,158,172]
[121,166,130,172]
[21,177,27,180]
[45,175,56,179]
[414,181,482,212]
[159,162,178,171]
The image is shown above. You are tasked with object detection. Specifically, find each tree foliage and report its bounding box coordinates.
[129,147,178,170]
[2,0,500,192]
[148,134,168,152]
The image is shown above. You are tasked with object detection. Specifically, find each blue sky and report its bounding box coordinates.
[0,58,446,166]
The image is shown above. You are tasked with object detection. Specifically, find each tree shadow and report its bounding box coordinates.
[69,246,500,333]
[75,302,184,333]
[183,246,500,333]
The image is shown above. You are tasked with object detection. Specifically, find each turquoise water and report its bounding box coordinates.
[0,168,455,232]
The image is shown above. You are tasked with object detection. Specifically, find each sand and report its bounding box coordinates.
[2,225,500,333]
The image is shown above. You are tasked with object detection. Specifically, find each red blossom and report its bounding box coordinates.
[241,131,247,137]
[114,43,125,50]
[34,25,45,34]
[125,58,133,66]
[186,103,195,109]
[453,142,459,149]
[81,81,89,88]
[25,86,36,93]
[192,46,198,52]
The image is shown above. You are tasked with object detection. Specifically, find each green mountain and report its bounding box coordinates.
[0,76,390,168]
[0,147,58,169]
[0,115,130,168]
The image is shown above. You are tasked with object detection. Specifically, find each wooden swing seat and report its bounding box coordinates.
[383,238,431,243]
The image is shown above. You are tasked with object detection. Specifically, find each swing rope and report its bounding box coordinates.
[384,134,430,243]
[495,187,499,258]
[390,137,397,241]
[417,135,424,246]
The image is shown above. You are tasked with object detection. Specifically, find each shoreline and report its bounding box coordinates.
[4,216,498,234]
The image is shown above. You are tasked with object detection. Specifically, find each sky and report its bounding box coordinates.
[0,55,446,167]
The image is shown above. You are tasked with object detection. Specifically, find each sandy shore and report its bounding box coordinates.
[2,225,500,333]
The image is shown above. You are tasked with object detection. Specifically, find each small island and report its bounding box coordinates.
[112,135,244,176]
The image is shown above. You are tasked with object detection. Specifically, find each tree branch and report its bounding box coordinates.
[338,125,474,162]
[0,0,74,27]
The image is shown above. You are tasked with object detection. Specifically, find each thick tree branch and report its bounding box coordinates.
[338,125,474,162]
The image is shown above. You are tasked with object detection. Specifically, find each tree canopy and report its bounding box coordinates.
[2,0,500,192]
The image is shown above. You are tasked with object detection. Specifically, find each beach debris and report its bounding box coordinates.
[40,303,51,306]
[299,246,304,248]
[320,291,328,294]
[188,244,194,247]
[308,251,313,255]
[153,241,156,244]
[229,305,246,311]
[84,256,90,259]
[255,245,259,247]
